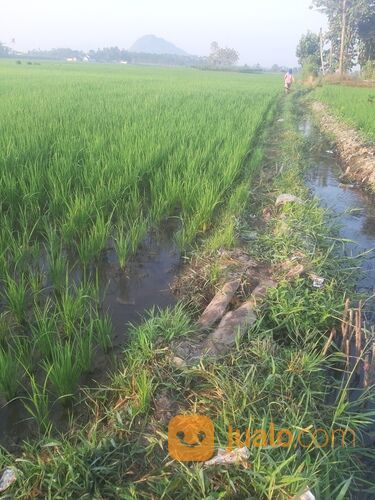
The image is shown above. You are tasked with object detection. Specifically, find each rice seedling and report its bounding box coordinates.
[61,196,94,247]
[0,347,21,400]
[0,311,15,346]
[75,324,94,373]
[48,249,67,293]
[114,224,131,270]
[23,373,51,434]
[31,299,59,359]
[29,269,45,297]
[58,285,89,338]
[10,334,32,371]
[127,217,148,255]
[2,273,28,324]
[94,314,113,352]
[76,213,110,265]
[44,341,82,403]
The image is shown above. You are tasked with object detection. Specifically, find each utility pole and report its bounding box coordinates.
[329,44,333,73]
[319,28,325,75]
[339,0,347,78]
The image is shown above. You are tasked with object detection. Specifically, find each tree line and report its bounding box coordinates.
[0,42,241,68]
[297,0,374,78]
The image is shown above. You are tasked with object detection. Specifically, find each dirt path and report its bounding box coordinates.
[311,101,375,192]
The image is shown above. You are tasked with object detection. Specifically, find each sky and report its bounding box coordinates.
[0,0,327,67]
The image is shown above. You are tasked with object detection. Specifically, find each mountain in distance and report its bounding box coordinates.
[129,35,188,56]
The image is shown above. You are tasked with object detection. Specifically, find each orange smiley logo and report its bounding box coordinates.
[168,415,215,461]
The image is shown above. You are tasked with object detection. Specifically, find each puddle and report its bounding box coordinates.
[300,116,375,324]
[99,222,179,347]
[0,219,180,450]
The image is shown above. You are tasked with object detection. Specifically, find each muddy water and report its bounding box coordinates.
[99,223,179,347]
[301,116,375,493]
[0,221,179,450]
[300,116,375,324]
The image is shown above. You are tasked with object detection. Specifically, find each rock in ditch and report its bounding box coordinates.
[249,278,277,305]
[206,301,257,354]
[171,356,187,369]
[275,193,303,207]
[197,279,241,329]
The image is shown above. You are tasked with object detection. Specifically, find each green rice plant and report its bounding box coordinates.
[127,217,148,255]
[113,223,131,270]
[23,373,51,434]
[48,250,67,293]
[29,269,45,297]
[61,196,94,247]
[0,249,8,282]
[0,170,19,214]
[7,216,39,272]
[76,213,109,265]
[44,341,82,403]
[31,299,58,359]
[94,314,113,352]
[10,334,32,372]
[0,311,16,346]
[0,347,21,400]
[58,286,88,338]
[44,223,60,260]
[75,325,94,373]
[3,273,28,324]
[78,275,101,305]
[204,215,236,251]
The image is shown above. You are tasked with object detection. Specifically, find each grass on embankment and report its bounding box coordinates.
[0,95,374,499]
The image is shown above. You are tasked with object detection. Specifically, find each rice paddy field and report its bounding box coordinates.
[0,62,280,438]
[1,62,375,498]
[313,85,375,140]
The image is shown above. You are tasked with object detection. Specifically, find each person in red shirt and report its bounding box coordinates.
[284,69,294,94]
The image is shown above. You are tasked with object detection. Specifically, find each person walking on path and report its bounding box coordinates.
[284,69,294,94]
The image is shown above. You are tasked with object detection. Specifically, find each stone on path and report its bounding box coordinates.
[197,279,241,329]
[275,193,303,207]
[203,278,277,356]
[205,301,257,355]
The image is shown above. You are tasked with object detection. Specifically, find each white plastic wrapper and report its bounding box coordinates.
[0,467,18,492]
[204,447,250,466]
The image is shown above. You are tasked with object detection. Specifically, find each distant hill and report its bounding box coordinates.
[129,35,188,56]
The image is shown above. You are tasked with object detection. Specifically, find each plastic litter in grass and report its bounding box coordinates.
[0,467,19,492]
[309,273,325,289]
[204,447,250,466]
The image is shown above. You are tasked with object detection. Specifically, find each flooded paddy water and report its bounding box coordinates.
[300,115,375,324]
[0,222,180,450]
